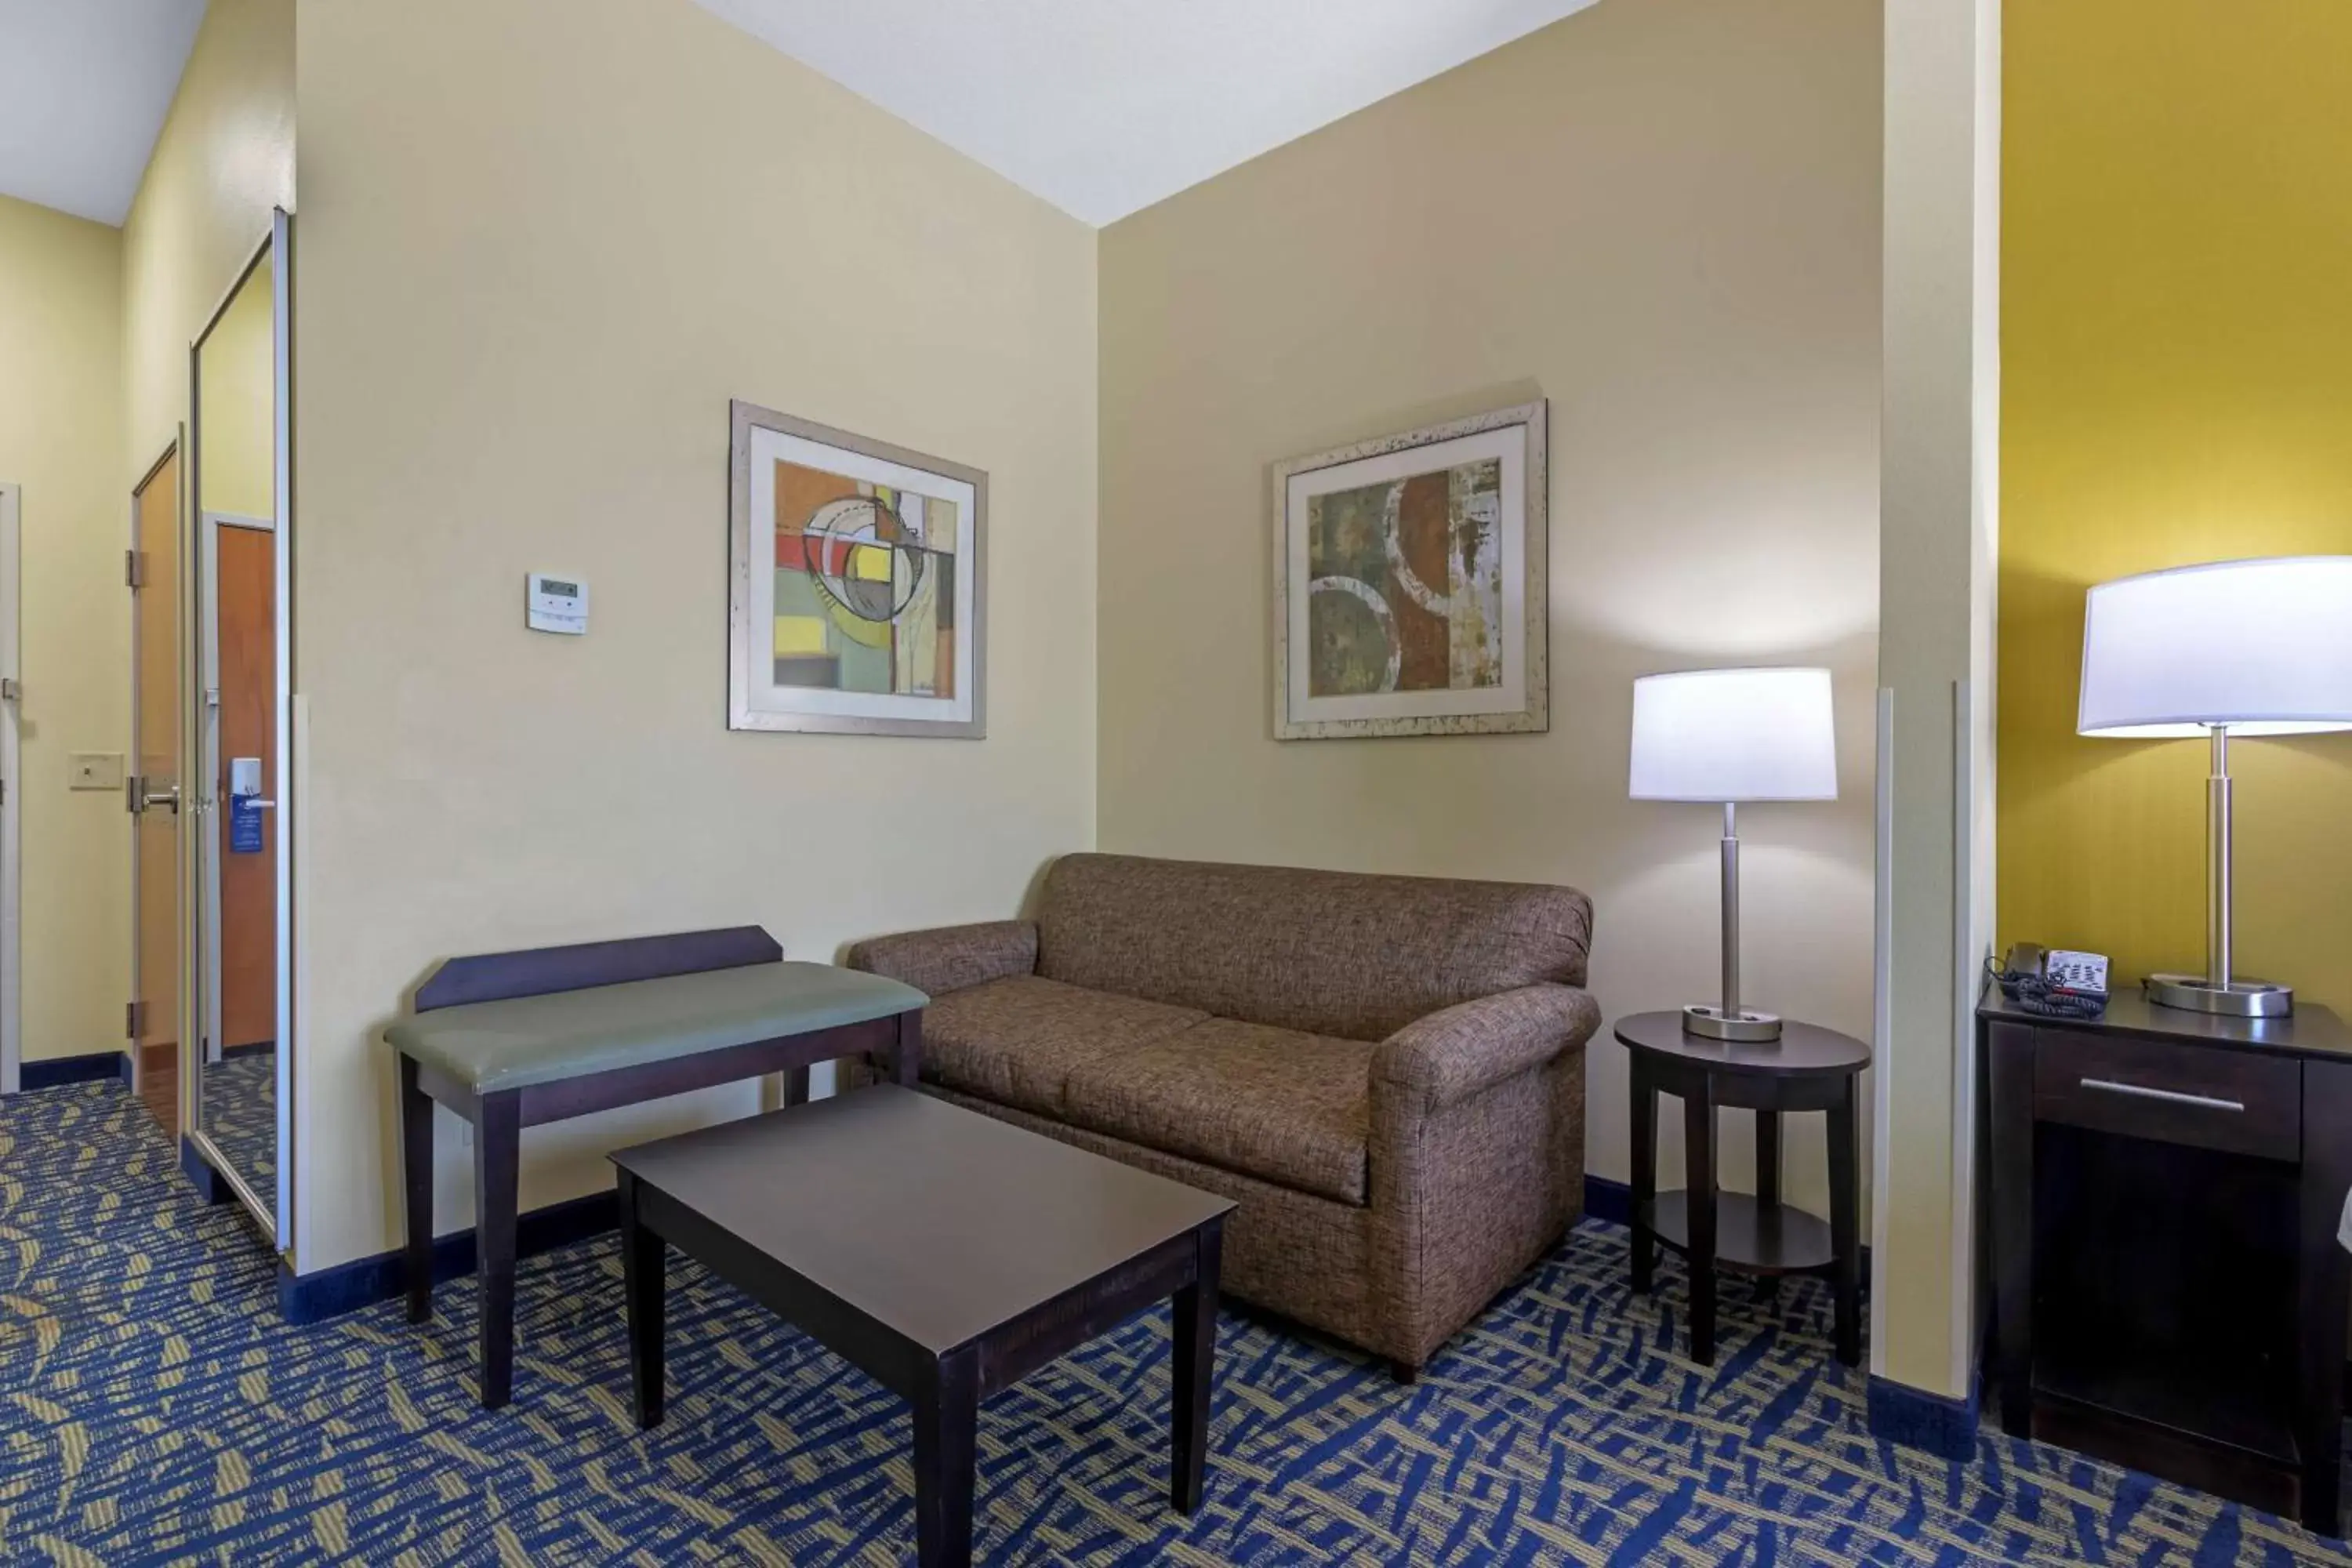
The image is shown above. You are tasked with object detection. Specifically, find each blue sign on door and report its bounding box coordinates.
[230,795,266,854]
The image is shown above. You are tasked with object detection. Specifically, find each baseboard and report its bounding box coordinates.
[1584,1174,1632,1225]
[20,1050,132,1090]
[1866,1376,1980,1459]
[277,1189,620,1326]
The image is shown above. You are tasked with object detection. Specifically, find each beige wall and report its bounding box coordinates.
[1875,0,2000,1403]
[123,0,294,480]
[292,0,1099,1272]
[194,252,277,524]
[1098,0,1882,1217]
[0,195,126,1064]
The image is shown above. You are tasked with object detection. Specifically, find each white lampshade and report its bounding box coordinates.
[2078,557,2352,738]
[1629,667,1838,802]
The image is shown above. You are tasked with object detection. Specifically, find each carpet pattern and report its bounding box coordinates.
[1,1080,2346,1565]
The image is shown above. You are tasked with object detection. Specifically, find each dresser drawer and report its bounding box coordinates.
[2033,1032,2301,1160]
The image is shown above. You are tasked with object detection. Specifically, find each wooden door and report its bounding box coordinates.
[132,451,181,1136]
[215,523,276,1049]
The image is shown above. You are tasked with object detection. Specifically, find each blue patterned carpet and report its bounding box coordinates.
[1,1080,2346,1566]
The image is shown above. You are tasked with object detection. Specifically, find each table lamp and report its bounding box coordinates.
[2078,556,2352,1018]
[1630,667,1838,1041]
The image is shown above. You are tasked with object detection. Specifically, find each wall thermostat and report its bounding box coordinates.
[527,572,589,635]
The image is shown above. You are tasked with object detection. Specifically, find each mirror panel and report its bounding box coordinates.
[189,220,290,1246]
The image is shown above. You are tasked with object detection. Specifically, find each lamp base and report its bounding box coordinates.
[1682,1004,1783,1043]
[2143,974,2293,1018]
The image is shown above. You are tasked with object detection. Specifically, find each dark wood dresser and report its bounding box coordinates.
[1982,986,2351,1534]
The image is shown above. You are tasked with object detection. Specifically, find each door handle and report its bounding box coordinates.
[140,783,181,815]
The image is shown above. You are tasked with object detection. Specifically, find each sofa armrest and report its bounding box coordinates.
[1371,984,1602,1119]
[846,920,1038,998]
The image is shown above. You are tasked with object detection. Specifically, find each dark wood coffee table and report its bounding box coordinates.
[609,1086,1235,1567]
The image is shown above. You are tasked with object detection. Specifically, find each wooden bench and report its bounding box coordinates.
[385,926,926,1408]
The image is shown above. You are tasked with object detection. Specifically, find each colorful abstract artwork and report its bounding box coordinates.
[730,402,985,737]
[1275,403,1548,739]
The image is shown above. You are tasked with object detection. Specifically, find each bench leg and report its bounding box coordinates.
[474,1091,521,1409]
[895,1009,922,1087]
[400,1055,434,1323]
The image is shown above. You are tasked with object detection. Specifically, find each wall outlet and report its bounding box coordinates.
[69,753,125,790]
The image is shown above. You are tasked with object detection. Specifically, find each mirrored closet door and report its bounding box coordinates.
[188,210,292,1245]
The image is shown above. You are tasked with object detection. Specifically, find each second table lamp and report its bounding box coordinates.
[1630,666,1838,1041]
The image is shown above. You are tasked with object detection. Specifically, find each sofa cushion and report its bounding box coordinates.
[1036,853,1595,1041]
[1061,1018,1375,1206]
[920,976,1207,1119]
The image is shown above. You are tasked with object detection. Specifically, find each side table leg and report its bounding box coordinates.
[619,1172,666,1428]
[1171,1220,1222,1514]
[913,1347,979,1568]
[1630,1059,1658,1295]
[1828,1080,1862,1368]
[1685,1076,1719,1365]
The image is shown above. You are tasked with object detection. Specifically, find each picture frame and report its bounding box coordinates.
[728,399,988,739]
[1271,400,1548,740]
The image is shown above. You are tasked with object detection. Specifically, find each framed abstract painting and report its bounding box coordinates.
[728,400,986,738]
[1272,401,1548,739]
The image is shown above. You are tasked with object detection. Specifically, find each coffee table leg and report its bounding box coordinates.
[895,1009,923,1087]
[913,1346,978,1568]
[619,1171,666,1428]
[1171,1218,1222,1513]
[474,1091,521,1409]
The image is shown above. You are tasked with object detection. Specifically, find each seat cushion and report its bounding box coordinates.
[1062,1018,1374,1205]
[920,976,1207,1119]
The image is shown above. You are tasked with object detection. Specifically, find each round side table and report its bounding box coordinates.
[1613,1011,1870,1367]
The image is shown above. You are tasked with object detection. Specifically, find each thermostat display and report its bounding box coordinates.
[528,572,589,635]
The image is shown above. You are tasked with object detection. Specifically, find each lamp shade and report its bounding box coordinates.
[1629,667,1838,802]
[2078,557,2352,738]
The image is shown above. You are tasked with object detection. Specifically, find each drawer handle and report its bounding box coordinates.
[2079,1077,2245,1114]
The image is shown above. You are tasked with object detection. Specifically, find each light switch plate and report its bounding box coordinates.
[69,753,125,790]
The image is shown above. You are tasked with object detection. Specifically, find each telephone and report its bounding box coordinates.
[1990,943,2111,1019]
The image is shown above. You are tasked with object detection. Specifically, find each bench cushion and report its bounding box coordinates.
[920,976,1208,1118]
[1061,1018,1375,1206]
[386,961,924,1095]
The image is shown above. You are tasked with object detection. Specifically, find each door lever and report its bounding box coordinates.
[140,782,181,814]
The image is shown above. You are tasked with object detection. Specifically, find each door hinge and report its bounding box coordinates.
[125,550,147,590]
[125,774,141,814]
[125,1000,146,1039]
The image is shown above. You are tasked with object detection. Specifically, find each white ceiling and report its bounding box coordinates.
[693,0,1602,227]
[0,0,205,225]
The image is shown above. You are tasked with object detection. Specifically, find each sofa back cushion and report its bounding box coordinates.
[1035,854,1594,1042]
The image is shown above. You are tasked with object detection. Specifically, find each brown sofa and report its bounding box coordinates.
[847,853,1599,1377]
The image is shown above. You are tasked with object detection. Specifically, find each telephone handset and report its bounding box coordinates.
[1991,943,2111,1019]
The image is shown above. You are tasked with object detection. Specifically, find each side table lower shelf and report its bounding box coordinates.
[1639,1191,1838,1276]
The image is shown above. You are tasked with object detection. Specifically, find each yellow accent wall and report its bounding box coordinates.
[0,194,127,1064]
[2000,1,2352,1010]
